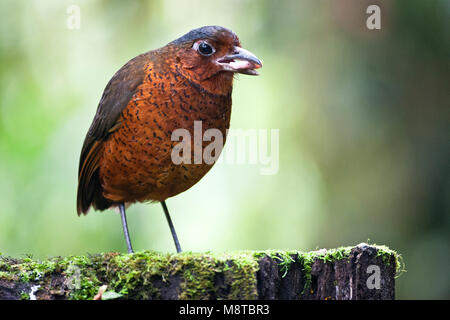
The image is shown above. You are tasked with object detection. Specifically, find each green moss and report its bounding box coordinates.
[296,243,405,294]
[372,244,406,278]
[0,244,404,300]
[20,291,30,300]
[106,251,175,299]
[253,250,298,278]
[0,253,104,299]
[252,247,355,293]
[219,252,259,299]
[178,253,218,299]
[298,246,354,293]
[81,250,261,300]
[0,271,15,281]
[63,255,103,300]
[0,256,57,283]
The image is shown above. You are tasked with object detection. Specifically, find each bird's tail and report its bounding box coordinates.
[77,140,113,215]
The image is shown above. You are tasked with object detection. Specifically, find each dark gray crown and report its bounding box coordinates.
[171,26,236,45]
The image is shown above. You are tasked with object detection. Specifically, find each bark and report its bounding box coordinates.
[0,243,400,300]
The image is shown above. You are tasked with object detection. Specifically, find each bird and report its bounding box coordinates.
[76,26,262,254]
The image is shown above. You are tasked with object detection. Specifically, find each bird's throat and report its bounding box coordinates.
[199,71,234,96]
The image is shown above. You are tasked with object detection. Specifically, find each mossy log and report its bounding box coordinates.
[0,243,402,300]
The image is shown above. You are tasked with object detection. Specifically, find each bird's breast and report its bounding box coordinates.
[99,66,232,203]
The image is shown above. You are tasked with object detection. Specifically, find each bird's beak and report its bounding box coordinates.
[217,46,263,76]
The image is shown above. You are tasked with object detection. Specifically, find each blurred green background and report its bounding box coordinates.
[0,0,448,299]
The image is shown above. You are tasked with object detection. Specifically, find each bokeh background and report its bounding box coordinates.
[0,0,448,299]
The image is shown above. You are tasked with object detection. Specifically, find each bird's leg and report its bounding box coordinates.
[119,203,134,254]
[161,201,182,253]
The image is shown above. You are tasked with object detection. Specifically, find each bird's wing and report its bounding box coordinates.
[77,53,150,215]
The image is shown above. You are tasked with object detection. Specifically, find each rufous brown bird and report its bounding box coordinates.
[76,26,262,253]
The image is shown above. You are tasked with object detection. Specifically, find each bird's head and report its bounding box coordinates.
[165,26,262,95]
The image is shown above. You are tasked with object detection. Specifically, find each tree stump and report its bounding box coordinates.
[0,243,402,300]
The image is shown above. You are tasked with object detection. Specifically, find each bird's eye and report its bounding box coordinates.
[197,42,215,56]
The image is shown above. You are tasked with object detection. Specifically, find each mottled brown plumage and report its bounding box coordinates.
[76,26,262,252]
